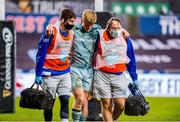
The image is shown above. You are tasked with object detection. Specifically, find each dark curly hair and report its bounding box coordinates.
[60,8,76,21]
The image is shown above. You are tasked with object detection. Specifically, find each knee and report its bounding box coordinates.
[114,101,125,110]
[59,96,70,109]
[102,102,111,110]
[75,96,85,108]
[83,96,88,105]
[59,95,70,104]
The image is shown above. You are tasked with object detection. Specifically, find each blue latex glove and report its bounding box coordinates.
[128,83,139,96]
[34,76,44,85]
[133,80,139,90]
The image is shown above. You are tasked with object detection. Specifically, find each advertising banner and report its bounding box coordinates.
[132,36,180,72]
[6,13,81,33]
[0,21,15,113]
[6,12,111,33]
[138,73,180,97]
[140,16,180,36]
[112,2,169,15]
[5,0,98,15]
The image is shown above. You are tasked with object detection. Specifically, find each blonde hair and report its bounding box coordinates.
[82,9,97,25]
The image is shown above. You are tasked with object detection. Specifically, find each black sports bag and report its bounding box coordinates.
[19,83,53,110]
[124,83,150,116]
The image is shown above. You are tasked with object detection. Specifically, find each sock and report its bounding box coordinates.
[80,115,87,122]
[61,118,68,122]
[72,109,82,122]
[44,99,55,122]
[59,95,70,119]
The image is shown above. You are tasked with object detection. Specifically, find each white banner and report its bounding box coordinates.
[16,72,180,97]
[137,74,180,97]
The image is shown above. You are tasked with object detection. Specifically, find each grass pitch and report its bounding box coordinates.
[0,97,180,121]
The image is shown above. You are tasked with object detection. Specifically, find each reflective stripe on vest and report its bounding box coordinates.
[95,29,130,69]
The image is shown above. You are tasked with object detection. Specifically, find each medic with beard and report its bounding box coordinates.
[34,9,76,122]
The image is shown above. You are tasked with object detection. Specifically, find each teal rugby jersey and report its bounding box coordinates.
[70,23,101,68]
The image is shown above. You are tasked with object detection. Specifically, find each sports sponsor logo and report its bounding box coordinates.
[2,27,13,90]
[159,16,180,35]
[140,16,180,35]
[138,74,180,96]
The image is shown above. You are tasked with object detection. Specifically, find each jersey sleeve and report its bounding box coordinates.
[126,37,138,81]
[35,34,53,76]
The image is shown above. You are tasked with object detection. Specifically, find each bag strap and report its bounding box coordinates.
[128,83,146,101]
[40,84,45,91]
[30,83,46,92]
[30,83,36,89]
[135,89,146,101]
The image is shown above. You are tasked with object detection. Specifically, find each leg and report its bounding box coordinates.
[80,67,94,121]
[43,76,60,122]
[112,98,126,120]
[59,95,70,122]
[44,99,55,122]
[93,70,113,121]
[71,66,94,122]
[80,91,89,121]
[72,88,85,110]
[56,73,72,121]
[72,88,85,121]
[71,67,85,122]
[101,98,113,121]
[110,73,129,120]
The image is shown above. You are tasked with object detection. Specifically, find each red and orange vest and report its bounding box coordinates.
[43,21,74,71]
[95,30,130,73]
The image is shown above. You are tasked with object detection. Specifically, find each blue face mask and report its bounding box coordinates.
[111,30,119,38]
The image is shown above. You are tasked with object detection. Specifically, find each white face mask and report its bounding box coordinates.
[111,30,118,38]
[111,29,122,38]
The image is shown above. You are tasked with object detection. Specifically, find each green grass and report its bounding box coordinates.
[0,97,180,121]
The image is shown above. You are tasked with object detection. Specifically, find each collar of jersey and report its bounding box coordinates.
[59,28,68,37]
